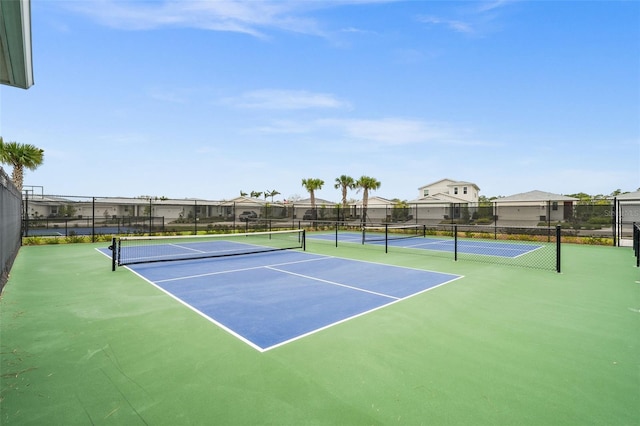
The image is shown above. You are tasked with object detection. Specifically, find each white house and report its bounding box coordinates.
[290,198,337,220]
[416,178,480,203]
[353,196,396,223]
[412,179,481,222]
[493,190,578,224]
[615,191,640,241]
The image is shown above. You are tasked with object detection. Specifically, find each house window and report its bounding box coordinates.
[454,187,458,195]
[463,187,468,195]
[423,189,429,197]
[552,202,558,211]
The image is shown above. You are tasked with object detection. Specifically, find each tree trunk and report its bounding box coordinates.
[11,166,24,192]
[363,189,369,223]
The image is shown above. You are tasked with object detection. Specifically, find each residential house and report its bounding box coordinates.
[221,196,268,221]
[412,179,481,223]
[291,198,337,221]
[25,195,226,223]
[353,196,396,223]
[416,178,480,203]
[615,191,640,241]
[493,190,578,225]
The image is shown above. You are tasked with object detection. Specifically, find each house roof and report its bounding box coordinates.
[295,198,336,206]
[496,190,578,203]
[0,0,33,89]
[409,193,471,204]
[221,196,266,206]
[353,196,394,206]
[615,191,640,200]
[417,178,455,190]
[418,178,480,191]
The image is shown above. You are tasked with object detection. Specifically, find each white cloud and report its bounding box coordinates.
[252,116,501,148]
[147,88,191,104]
[255,120,316,134]
[61,0,393,38]
[225,89,351,110]
[418,16,475,34]
[319,118,446,144]
[418,0,517,36]
[476,0,517,13]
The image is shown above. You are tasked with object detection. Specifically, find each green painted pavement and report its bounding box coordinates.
[1,240,638,425]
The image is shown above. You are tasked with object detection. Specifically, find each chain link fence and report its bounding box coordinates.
[19,194,635,246]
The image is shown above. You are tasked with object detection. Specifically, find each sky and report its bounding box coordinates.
[1,0,639,203]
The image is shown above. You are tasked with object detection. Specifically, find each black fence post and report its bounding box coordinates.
[92,197,96,242]
[454,224,458,261]
[633,222,638,259]
[385,223,389,254]
[635,223,640,267]
[556,225,562,273]
[612,197,617,247]
[110,237,117,271]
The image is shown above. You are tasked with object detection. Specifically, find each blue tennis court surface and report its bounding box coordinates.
[120,250,462,351]
[310,232,543,258]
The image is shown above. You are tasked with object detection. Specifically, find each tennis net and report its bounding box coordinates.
[362,224,426,249]
[110,229,305,270]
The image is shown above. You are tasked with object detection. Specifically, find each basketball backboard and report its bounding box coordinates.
[0,0,33,89]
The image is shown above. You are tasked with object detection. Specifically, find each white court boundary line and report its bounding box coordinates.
[97,248,464,353]
[266,265,400,300]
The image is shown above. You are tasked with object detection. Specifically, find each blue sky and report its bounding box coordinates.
[1,0,638,202]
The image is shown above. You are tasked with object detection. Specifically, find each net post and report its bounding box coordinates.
[110,237,117,271]
[556,225,561,273]
[303,229,306,251]
[335,221,338,248]
[454,225,458,261]
[422,224,426,238]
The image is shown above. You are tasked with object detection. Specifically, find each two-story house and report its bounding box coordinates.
[412,179,481,222]
[416,178,480,203]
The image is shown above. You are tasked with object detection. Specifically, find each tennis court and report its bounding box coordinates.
[109,248,461,351]
[310,230,543,258]
[1,234,638,425]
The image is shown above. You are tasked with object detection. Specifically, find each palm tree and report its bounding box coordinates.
[334,175,355,220]
[265,189,280,202]
[0,138,44,191]
[301,178,324,211]
[356,175,381,224]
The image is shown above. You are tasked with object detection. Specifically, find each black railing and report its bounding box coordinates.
[1,168,21,292]
[18,194,639,246]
